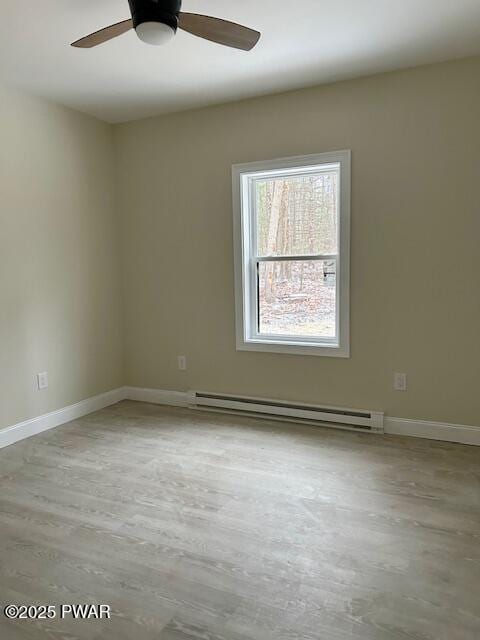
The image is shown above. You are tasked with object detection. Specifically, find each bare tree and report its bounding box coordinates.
[264,180,288,302]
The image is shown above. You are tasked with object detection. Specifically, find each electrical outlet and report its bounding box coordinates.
[177,356,187,371]
[394,373,407,392]
[37,372,49,391]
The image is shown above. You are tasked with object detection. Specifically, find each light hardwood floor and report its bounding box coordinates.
[0,400,479,639]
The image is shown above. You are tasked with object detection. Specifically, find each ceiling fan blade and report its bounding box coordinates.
[71,19,133,48]
[178,13,260,51]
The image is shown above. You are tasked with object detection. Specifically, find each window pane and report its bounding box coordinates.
[258,260,336,338]
[255,170,338,257]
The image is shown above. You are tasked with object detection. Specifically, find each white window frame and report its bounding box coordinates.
[232,150,351,358]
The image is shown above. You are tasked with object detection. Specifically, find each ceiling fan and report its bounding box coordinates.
[71,0,261,51]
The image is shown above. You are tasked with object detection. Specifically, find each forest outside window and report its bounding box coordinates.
[233,151,351,357]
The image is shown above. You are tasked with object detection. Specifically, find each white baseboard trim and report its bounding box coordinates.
[124,386,188,407]
[2,386,478,449]
[124,387,480,447]
[385,417,480,446]
[0,387,126,450]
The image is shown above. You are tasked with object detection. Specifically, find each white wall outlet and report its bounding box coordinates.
[37,372,49,391]
[394,373,407,392]
[177,356,187,371]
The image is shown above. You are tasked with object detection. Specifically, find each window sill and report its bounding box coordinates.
[237,338,350,358]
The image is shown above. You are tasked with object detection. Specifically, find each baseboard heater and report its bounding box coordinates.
[188,391,384,434]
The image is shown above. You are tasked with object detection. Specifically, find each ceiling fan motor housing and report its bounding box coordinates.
[128,0,182,32]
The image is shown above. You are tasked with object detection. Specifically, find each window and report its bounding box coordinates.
[232,151,350,357]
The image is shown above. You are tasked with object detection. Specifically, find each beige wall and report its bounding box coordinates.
[115,56,480,426]
[0,84,123,430]
[2,58,478,431]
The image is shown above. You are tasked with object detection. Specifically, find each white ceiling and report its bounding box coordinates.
[1,0,480,123]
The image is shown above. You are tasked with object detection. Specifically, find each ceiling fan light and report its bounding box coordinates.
[136,21,175,46]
